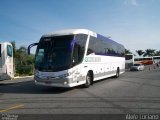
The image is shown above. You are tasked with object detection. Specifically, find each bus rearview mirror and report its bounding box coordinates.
[28,43,38,55]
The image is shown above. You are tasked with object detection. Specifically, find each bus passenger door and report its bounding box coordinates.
[6,44,14,78]
[72,44,83,83]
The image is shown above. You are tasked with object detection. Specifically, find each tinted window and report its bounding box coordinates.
[125,55,133,60]
[134,58,139,61]
[7,45,13,57]
[134,64,141,66]
[35,34,88,72]
[72,34,88,65]
[154,57,160,60]
[35,35,74,72]
[87,36,98,55]
[143,58,152,60]
[87,36,125,57]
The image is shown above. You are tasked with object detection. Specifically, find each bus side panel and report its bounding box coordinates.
[0,43,14,80]
[0,44,7,80]
[83,55,125,81]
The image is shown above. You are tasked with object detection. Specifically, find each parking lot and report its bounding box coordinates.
[0,65,160,119]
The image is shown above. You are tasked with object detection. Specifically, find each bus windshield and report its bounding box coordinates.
[125,55,133,60]
[35,34,87,72]
[35,35,74,72]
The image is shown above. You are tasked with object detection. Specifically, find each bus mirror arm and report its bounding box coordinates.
[28,43,38,55]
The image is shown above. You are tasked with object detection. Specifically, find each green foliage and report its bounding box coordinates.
[16,65,33,76]
[11,42,34,76]
[143,49,156,57]
[136,50,144,56]
[135,49,160,57]
[154,50,160,56]
[125,49,132,54]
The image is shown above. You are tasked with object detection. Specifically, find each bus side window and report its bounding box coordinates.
[7,45,13,57]
[87,49,94,55]
[73,44,79,64]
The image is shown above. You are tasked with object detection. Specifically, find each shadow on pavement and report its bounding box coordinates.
[0,80,72,94]
[0,76,117,94]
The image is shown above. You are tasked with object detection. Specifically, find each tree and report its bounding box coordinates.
[136,50,144,57]
[14,46,34,76]
[154,50,160,56]
[125,49,132,54]
[143,49,156,57]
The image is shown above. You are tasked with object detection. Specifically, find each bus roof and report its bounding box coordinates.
[42,29,97,37]
[153,56,160,58]
[42,29,124,48]
[125,54,134,55]
[0,42,12,45]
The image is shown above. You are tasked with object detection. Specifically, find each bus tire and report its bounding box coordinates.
[84,72,93,88]
[115,68,120,78]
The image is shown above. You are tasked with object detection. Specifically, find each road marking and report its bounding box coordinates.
[0,104,24,113]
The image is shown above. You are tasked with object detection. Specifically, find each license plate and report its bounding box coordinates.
[45,81,52,84]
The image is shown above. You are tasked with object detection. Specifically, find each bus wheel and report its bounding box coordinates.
[115,68,120,78]
[84,72,92,88]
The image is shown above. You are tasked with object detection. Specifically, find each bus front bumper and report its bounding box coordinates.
[35,80,72,88]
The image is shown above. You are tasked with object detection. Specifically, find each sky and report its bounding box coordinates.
[0,0,160,54]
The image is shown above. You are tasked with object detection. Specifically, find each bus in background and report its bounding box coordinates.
[153,56,160,64]
[125,54,134,69]
[134,57,153,65]
[28,29,125,88]
[0,42,14,80]
[142,57,153,65]
[134,58,142,64]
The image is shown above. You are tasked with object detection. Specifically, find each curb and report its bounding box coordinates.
[0,76,34,84]
[14,75,34,79]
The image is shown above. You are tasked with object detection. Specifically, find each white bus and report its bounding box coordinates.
[0,42,14,80]
[134,57,153,65]
[28,29,125,88]
[153,56,160,64]
[125,54,134,69]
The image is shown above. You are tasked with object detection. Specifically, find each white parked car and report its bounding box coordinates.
[130,63,145,71]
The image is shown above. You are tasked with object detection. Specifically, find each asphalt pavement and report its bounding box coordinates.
[0,65,160,120]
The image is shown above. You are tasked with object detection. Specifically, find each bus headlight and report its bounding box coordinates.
[64,81,68,84]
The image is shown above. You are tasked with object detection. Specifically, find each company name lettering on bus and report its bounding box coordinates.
[85,57,101,62]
